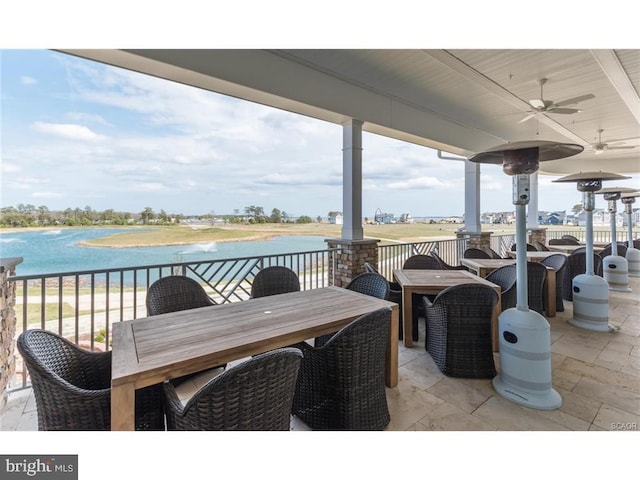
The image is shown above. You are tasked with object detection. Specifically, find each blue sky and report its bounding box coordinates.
[2,48,638,219]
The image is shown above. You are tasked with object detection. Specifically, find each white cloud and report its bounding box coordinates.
[386,177,449,190]
[30,122,106,141]
[20,75,37,85]
[32,191,63,199]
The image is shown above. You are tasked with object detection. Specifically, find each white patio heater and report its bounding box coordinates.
[596,187,637,292]
[469,140,582,410]
[553,172,630,332]
[621,192,640,277]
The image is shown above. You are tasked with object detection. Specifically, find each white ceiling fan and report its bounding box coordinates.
[519,78,595,123]
[590,129,638,155]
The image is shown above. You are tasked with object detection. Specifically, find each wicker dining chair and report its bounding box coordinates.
[250,265,301,298]
[17,329,164,431]
[463,248,492,259]
[598,243,628,259]
[510,242,538,252]
[146,275,214,316]
[163,348,303,431]
[315,272,390,347]
[549,238,573,246]
[487,248,504,259]
[292,308,391,430]
[540,253,568,312]
[563,251,604,302]
[429,252,469,271]
[561,234,581,243]
[487,262,546,314]
[533,241,550,251]
[363,262,405,340]
[422,284,498,378]
[485,265,517,312]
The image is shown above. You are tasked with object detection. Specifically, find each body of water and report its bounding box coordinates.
[0,228,328,276]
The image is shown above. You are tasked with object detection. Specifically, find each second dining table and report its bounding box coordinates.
[110,286,399,431]
[392,269,502,350]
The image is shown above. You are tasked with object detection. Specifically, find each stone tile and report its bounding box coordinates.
[473,395,571,431]
[16,410,38,431]
[573,377,640,416]
[417,402,497,431]
[592,404,640,431]
[552,368,582,391]
[551,386,601,426]
[557,357,640,395]
[386,382,444,431]
[290,415,311,431]
[631,345,640,358]
[426,377,493,414]
[595,346,640,372]
[551,336,605,363]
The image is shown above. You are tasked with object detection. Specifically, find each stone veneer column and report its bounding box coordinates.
[528,227,547,246]
[456,231,493,255]
[1,257,23,410]
[325,238,379,288]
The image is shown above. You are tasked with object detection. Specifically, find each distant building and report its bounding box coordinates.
[328,212,343,225]
[575,209,624,227]
[538,210,567,225]
[481,211,515,224]
[398,213,413,223]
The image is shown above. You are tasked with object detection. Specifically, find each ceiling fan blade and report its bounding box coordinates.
[547,107,580,114]
[528,99,545,109]
[518,113,537,123]
[554,94,595,107]
[608,146,637,150]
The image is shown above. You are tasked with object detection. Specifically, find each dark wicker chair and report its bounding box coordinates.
[549,238,573,246]
[561,234,581,243]
[525,262,548,315]
[364,262,405,340]
[163,348,302,430]
[17,329,164,431]
[250,265,301,298]
[533,241,550,251]
[463,248,492,259]
[403,254,441,270]
[540,253,568,313]
[292,308,391,430]
[598,243,628,259]
[563,251,604,301]
[510,243,538,252]
[488,248,504,259]
[146,275,214,316]
[315,272,389,347]
[485,265,517,312]
[634,239,640,249]
[422,284,498,378]
[429,252,469,270]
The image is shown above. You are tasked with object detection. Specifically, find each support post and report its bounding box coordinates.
[341,119,364,241]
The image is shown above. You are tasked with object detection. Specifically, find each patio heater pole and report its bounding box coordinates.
[622,192,640,277]
[469,140,582,411]
[553,173,631,332]
[596,187,636,293]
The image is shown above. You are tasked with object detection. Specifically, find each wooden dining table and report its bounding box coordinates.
[392,269,501,350]
[110,286,399,431]
[461,257,557,318]
[505,250,569,262]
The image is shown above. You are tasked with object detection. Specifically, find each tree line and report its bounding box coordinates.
[0,204,318,228]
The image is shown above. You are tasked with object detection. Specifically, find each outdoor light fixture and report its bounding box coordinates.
[469,140,582,411]
[553,172,631,332]
[621,191,640,277]
[596,187,637,292]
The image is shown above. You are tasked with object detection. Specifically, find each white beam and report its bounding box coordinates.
[527,172,539,229]
[342,119,364,241]
[464,160,481,233]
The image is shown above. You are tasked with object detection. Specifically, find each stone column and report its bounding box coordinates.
[528,227,547,246]
[1,257,23,410]
[456,231,493,255]
[325,239,379,288]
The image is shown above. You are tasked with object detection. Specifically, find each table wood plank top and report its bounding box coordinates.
[111,286,399,430]
[547,244,603,254]
[392,269,501,348]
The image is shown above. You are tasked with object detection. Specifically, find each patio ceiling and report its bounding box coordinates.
[61,49,640,175]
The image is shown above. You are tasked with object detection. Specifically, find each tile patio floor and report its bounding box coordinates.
[2,276,639,432]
